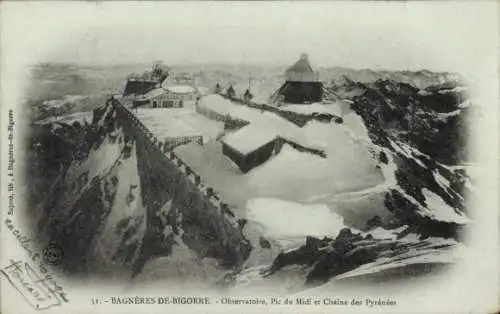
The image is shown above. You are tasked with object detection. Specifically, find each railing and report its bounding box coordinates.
[214,92,342,127]
[109,97,236,221]
[213,93,311,127]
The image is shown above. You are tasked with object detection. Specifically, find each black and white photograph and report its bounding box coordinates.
[1,2,498,313]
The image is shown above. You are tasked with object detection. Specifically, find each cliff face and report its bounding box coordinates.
[32,100,252,280]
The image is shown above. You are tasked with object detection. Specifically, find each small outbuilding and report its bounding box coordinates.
[221,124,278,173]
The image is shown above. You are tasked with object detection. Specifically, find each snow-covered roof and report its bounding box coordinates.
[138,88,167,100]
[136,109,202,138]
[166,85,196,94]
[222,124,278,155]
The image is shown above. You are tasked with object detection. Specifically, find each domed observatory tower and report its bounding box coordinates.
[271,53,323,105]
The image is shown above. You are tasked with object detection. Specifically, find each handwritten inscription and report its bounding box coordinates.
[2,110,69,310]
[2,219,69,310]
[1,259,67,310]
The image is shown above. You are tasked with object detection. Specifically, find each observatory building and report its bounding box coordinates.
[270,53,323,105]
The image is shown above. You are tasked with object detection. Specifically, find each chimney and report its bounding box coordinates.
[300,53,309,60]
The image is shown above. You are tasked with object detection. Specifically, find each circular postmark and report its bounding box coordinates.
[42,243,64,266]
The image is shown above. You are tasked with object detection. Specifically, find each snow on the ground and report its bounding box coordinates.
[448,163,479,186]
[174,141,258,211]
[175,141,386,231]
[199,95,320,150]
[315,190,391,230]
[94,141,146,266]
[458,100,471,109]
[139,112,201,139]
[232,263,310,294]
[247,140,382,203]
[199,94,376,154]
[300,118,375,152]
[222,124,277,154]
[440,109,461,117]
[37,94,109,119]
[367,226,407,241]
[435,109,462,120]
[175,112,224,143]
[246,198,346,246]
[40,94,89,109]
[341,111,372,142]
[421,188,470,224]
[36,111,93,125]
[333,237,463,281]
[382,140,471,225]
[280,102,343,117]
[66,128,123,190]
[438,86,467,94]
[179,97,386,230]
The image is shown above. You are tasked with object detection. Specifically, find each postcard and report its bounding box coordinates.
[1,1,498,313]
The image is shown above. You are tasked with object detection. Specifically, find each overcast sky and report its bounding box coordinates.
[2,1,498,72]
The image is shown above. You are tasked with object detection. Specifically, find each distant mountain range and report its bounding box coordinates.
[26,62,463,103]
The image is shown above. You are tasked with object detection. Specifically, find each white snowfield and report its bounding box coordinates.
[247,144,383,202]
[177,97,385,216]
[175,141,258,210]
[246,198,346,246]
[180,94,390,235]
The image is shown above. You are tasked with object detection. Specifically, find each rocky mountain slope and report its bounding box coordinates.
[326,76,472,165]
[29,103,251,281]
[26,64,473,291]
